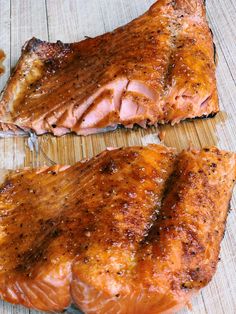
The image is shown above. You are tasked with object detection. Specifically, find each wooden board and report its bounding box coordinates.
[0,0,235,313]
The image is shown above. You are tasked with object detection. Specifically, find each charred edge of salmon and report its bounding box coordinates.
[221,206,230,241]
[23,37,72,54]
[202,0,217,65]
[22,37,44,53]
[21,37,74,68]
[208,28,217,65]
[192,112,218,120]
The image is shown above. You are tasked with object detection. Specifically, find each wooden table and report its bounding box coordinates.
[0,0,235,313]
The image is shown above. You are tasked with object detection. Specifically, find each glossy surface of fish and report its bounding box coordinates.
[0,145,235,313]
[0,0,218,136]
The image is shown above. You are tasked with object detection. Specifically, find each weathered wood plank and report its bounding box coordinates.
[10,0,49,170]
[0,0,235,313]
[0,0,19,171]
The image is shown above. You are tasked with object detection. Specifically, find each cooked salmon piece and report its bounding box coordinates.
[0,50,5,76]
[0,145,235,313]
[0,0,218,136]
[0,145,176,311]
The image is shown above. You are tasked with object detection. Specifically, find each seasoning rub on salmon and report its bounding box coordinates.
[0,0,218,136]
[0,145,235,314]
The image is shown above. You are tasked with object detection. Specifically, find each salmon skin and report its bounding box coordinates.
[0,123,27,137]
[0,144,235,313]
[0,0,218,136]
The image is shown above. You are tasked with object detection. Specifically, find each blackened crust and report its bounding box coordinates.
[193,112,218,120]
[22,37,73,61]
[22,37,44,53]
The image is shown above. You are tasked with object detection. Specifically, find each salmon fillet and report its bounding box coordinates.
[0,0,218,136]
[0,145,235,313]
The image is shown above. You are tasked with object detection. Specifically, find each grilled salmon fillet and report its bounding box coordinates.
[0,145,235,313]
[0,0,218,136]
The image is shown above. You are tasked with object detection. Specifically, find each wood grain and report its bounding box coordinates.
[0,0,235,313]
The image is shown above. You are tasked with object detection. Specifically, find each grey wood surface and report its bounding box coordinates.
[0,0,235,313]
